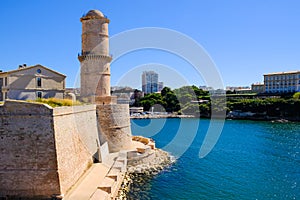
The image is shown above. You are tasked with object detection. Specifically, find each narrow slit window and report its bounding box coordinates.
[37,77,42,87]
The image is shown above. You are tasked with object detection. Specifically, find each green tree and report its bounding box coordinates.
[181,103,200,116]
[139,93,163,111]
[163,91,180,112]
[161,87,172,97]
[293,92,300,99]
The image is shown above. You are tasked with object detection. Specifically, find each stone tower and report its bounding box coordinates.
[78,10,115,104]
[79,10,132,152]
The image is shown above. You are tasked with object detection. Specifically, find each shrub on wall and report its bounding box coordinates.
[28,98,82,107]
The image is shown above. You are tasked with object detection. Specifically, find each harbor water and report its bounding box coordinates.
[129,118,300,200]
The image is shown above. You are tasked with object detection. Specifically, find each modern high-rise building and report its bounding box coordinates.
[264,71,300,93]
[158,82,164,92]
[142,71,159,94]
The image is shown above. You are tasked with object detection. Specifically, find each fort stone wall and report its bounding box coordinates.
[52,104,101,195]
[0,101,107,199]
[0,100,60,198]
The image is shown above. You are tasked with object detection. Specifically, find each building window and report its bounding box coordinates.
[37,91,42,99]
[37,77,42,87]
[4,92,7,99]
[4,77,7,86]
[37,69,42,74]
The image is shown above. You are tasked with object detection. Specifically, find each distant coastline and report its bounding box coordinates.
[130,113,194,119]
[131,113,300,122]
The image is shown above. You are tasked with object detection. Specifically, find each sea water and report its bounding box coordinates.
[130,118,300,200]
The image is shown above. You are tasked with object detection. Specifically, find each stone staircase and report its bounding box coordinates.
[63,138,156,200]
[89,151,127,200]
[63,151,127,200]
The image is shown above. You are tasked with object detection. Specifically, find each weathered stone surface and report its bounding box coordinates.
[0,100,60,198]
[96,104,133,152]
[52,104,99,195]
[79,10,111,101]
[0,101,104,199]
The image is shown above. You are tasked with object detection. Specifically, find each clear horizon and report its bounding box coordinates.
[1,0,299,89]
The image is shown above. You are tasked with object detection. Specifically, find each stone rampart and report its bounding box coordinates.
[52,104,100,195]
[0,100,106,199]
[0,100,60,198]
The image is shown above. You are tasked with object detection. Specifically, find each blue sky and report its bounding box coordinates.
[0,0,299,89]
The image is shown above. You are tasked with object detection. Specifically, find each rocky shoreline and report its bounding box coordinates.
[131,114,300,122]
[130,114,194,119]
[116,149,174,200]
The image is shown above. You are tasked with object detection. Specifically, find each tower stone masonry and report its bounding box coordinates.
[79,10,132,152]
[78,10,115,104]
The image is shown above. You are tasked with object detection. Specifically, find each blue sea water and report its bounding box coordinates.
[130,118,300,200]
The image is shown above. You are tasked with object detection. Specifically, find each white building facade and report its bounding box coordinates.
[0,64,65,101]
[264,71,300,93]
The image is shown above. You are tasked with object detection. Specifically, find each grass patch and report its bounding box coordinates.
[28,98,82,108]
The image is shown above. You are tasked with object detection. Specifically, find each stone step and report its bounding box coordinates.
[108,168,121,174]
[136,145,151,154]
[98,176,116,194]
[116,158,126,164]
[63,163,110,200]
[116,159,127,170]
[90,189,109,200]
[113,161,126,172]
[148,142,155,149]
[107,169,121,181]
[107,174,118,182]
[118,150,127,159]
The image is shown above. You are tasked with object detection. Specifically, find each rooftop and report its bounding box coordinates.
[0,64,66,77]
[251,83,264,86]
[81,9,109,22]
[264,70,300,76]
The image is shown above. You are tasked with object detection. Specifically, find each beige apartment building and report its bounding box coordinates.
[264,71,300,93]
[251,83,264,93]
[0,64,66,101]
